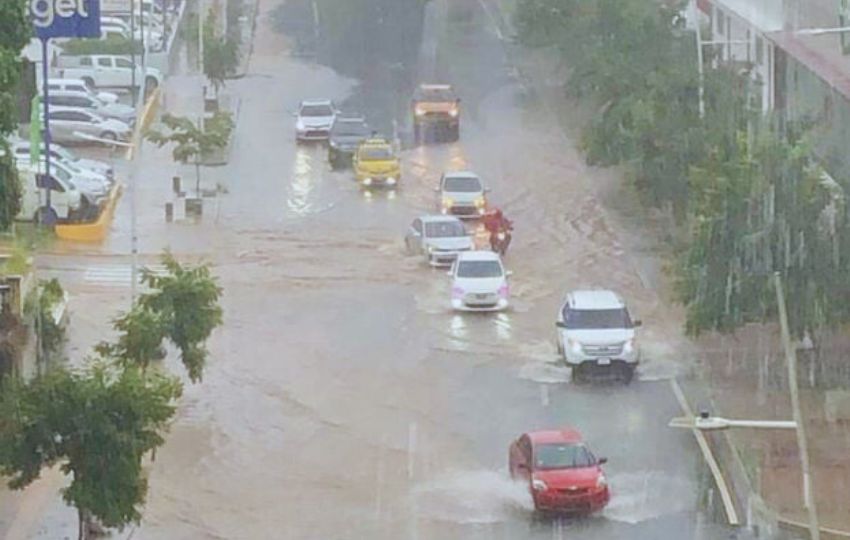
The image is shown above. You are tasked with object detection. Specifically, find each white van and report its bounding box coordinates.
[15,164,83,223]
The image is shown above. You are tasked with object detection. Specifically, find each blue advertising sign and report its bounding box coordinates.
[31,0,101,40]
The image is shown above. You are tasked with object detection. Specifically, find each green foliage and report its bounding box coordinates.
[138,253,223,383]
[146,112,234,166]
[202,7,240,91]
[61,36,144,56]
[27,279,67,359]
[0,0,31,230]
[96,305,166,372]
[0,364,181,531]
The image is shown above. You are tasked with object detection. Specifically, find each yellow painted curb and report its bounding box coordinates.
[55,184,123,242]
[126,87,162,161]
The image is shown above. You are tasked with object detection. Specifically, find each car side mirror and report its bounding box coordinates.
[555,321,567,329]
[597,457,608,465]
[633,320,643,328]
[505,270,513,277]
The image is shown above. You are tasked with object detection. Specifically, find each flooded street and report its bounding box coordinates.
[10,0,759,538]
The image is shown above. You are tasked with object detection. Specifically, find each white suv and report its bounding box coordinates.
[556,290,641,383]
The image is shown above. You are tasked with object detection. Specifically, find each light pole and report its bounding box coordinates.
[774,272,820,540]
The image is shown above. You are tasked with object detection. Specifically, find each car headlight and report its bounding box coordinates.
[415,106,426,116]
[568,338,582,353]
[623,339,635,353]
[329,140,338,148]
[442,197,454,208]
[363,177,373,186]
[449,108,459,117]
[474,196,485,207]
[597,474,607,488]
[386,177,397,185]
[532,478,548,492]
[296,120,305,130]
[427,245,435,254]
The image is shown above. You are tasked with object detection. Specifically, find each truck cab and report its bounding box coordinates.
[15,164,83,223]
[412,84,460,144]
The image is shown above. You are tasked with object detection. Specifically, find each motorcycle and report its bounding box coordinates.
[490,226,512,255]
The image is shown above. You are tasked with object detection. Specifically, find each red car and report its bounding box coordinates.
[509,428,610,514]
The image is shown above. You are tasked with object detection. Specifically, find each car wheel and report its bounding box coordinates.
[34,207,59,226]
[572,364,587,384]
[100,131,117,143]
[621,364,635,384]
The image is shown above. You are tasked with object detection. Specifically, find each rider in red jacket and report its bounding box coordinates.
[482,208,512,236]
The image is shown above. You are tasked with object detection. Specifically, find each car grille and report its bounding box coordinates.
[464,292,497,306]
[582,343,624,357]
[305,129,328,137]
[557,487,590,495]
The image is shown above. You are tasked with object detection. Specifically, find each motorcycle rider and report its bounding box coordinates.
[482,208,513,254]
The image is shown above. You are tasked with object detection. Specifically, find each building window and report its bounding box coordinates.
[755,36,764,65]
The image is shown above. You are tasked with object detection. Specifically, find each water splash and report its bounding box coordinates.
[413,470,534,524]
[602,471,696,524]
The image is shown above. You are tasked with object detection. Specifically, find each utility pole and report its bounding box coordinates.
[130,0,137,104]
[198,0,204,74]
[691,0,705,118]
[774,272,821,540]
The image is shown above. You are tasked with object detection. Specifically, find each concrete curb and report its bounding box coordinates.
[126,87,162,161]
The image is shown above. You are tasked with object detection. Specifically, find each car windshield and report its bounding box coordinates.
[425,221,466,238]
[359,147,394,160]
[456,260,502,278]
[332,121,368,136]
[53,165,71,182]
[563,308,632,329]
[417,87,456,101]
[535,443,596,470]
[444,176,481,192]
[301,104,333,116]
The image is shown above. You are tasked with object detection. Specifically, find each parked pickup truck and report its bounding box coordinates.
[56,54,162,93]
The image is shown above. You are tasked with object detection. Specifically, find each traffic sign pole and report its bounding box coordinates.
[40,37,53,226]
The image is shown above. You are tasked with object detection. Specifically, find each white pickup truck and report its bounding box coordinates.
[57,54,162,93]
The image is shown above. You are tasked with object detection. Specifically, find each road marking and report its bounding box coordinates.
[83,264,166,286]
[668,378,740,526]
[408,422,418,480]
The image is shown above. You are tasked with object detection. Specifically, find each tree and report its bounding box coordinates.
[145,112,234,195]
[0,0,32,230]
[98,253,223,382]
[202,7,239,93]
[138,253,223,383]
[0,364,182,540]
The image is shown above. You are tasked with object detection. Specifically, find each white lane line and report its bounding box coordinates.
[668,378,740,526]
[83,264,166,286]
[408,422,418,480]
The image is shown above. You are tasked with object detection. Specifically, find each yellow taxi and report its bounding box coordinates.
[352,137,401,188]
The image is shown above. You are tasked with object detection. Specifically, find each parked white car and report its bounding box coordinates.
[100,16,164,45]
[17,157,110,206]
[58,54,162,92]
[45,90,136,125]
[11,140,115,180]
[294,100,337,141]
[46,107,132,144]
[47,78,119,104]
[437,171,488,218]
[449,251,511,311]
[555,290,642,383]
[15,163,83,223]
[405,215,474,266]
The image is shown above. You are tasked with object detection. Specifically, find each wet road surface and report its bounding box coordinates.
[13,0,767,538]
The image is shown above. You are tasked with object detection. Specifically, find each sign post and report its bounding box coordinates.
[841,0,850,54]
[29,0,101,225]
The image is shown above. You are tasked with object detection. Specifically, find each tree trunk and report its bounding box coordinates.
[195,159,202,196]
[77,508,89,540]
